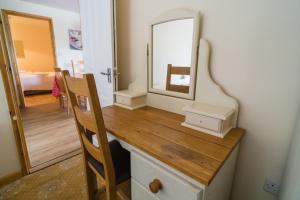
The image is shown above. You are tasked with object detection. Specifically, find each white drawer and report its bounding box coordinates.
[186,112,221,132]
[131,151,202,200]
[132,179,158,200]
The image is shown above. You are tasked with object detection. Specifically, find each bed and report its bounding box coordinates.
[19,71,55,95]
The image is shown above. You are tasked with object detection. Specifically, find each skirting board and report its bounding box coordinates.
[0,171,22,187]
[29,149,81,173]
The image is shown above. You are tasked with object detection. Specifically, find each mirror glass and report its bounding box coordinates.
[152,18,194,94]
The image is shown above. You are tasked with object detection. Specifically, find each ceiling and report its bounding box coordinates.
[21,0,79,13]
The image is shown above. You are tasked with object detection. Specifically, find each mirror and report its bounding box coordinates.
[148,9,200,99]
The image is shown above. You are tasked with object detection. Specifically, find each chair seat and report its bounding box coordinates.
[87,140,131,184]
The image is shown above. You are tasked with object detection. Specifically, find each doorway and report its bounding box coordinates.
[1,10,81,173]
[1,0,118,176]
[7,14,56,107]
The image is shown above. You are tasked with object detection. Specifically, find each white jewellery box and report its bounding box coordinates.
[181,102,235,138]
[114,90,147,110]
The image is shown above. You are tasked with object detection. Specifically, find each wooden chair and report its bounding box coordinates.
[61,70,131,200]
[165,64,190,94]
[54,67,71,116]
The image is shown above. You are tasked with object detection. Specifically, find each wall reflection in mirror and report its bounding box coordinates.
[152,18,193,94]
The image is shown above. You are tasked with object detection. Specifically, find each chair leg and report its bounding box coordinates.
[85,166,98,200]
[117,179,131,200]
[66,98,70,116]
[68,105,72,116]
[59,96,63,108]
[106,186,118,200]
[62,96,66,108]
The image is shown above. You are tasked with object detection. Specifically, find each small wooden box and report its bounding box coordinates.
[114,90,147,110]
[182,102,235,138]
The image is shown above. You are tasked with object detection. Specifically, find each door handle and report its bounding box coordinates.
[100,68,112,83]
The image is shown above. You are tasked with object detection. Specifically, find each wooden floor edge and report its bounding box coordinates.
[0,171,23,188]
[29,149,82,173]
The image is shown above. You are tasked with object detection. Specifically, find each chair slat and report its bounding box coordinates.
[65,75,90,97]
[169,66,190,75]
[81,132,103,163]
[168,85,189,93]
[87,162,106,186]
[74,106,98,133]
[166,64,191,93]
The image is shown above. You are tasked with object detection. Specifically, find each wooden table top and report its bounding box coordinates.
[102,106,245,186]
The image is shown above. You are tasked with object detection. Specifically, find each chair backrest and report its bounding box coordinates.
[165,64,190,94]
[54,67,66,93]
[61,70,116,198]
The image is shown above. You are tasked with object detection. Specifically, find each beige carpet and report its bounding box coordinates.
[0,155,87,200]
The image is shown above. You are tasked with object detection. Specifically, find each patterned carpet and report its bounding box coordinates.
[0,155,87,200]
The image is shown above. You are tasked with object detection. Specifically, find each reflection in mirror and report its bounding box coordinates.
[152,18,194,93]
[166,64,190,93]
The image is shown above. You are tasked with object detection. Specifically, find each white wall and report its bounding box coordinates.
[0,73,21,177]
[0,0,83,71]
[0,0,82,178]
[9,15,56,72]
[116,0,300,199]
[280,110,300,200]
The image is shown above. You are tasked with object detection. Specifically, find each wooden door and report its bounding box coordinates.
[79,0,117,107]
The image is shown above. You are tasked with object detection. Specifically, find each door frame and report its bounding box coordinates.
[0,15,29,175]
[1,9,58,108]
[0,2,119,176]
[0,10,58,175]
[112,0,119,92]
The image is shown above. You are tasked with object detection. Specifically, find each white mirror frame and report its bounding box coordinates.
[148,8,201,100]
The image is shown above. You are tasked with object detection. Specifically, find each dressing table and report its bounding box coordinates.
[107,8,245,200]
[101,106,244,200]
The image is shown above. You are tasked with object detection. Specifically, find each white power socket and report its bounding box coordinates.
[263,178,280,196]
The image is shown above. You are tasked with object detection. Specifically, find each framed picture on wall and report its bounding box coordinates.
[68,29,82,50]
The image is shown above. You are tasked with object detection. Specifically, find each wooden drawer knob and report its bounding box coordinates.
[149,179,163,193]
